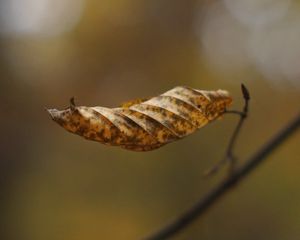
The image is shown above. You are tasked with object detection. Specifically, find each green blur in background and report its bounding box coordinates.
[0,0,300,239]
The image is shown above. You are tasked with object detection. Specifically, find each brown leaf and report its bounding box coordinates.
[47,86,232,151]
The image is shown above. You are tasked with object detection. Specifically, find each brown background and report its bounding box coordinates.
[1,0,300,239]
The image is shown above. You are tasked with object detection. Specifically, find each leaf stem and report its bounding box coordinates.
[204,84,250,176]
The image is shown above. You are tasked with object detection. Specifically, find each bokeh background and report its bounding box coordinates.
[1,0,300,239]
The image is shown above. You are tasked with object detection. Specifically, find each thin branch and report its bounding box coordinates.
[204,84,250,176]
[143,112,300,240]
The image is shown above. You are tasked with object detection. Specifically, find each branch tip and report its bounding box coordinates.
[241,84,250,100]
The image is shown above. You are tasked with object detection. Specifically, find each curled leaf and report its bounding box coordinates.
[47,86,232,151]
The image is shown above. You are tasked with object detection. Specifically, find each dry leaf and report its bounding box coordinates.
[47,86,232,151]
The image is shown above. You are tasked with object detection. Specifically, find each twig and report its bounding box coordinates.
[204,84,250,176]
[143,112,300,240]
[70,97,76,110]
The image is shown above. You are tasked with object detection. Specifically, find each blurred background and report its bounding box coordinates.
[0,0,300,239]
